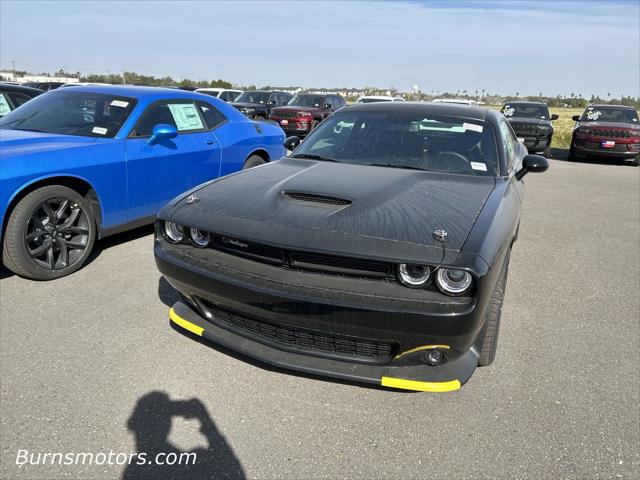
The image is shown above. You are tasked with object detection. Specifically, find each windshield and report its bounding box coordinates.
[0,91,136,138]
[234,91,270,104]
[501,104,550,119]
[288,94,325,107]
[292,111,499,176]
[580,106,639,123]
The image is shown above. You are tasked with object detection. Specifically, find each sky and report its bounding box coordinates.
[1,0,638,97]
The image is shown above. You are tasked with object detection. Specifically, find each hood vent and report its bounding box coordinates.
[284,191,351,206]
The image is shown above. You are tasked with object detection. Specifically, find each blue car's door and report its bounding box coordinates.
[124,100,222,222]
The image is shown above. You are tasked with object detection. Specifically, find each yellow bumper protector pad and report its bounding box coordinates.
[381,377,461,392]
[169,308,204,336]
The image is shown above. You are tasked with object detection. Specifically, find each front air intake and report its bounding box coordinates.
[284,191,351,206]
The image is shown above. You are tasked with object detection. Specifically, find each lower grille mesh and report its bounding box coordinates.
[198,300,397,363]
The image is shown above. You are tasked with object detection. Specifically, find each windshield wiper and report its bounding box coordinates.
[367,163,430,171]
[291,153,340,163]
[13,128,48,133]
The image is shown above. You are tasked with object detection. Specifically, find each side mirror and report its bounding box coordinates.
[516,154,549,181]
[572,115,581,122]
[148,124,178,145]
[268,100,277,106]
[323,103,332,110]
[284,136,301,151]
[551,114,559,121]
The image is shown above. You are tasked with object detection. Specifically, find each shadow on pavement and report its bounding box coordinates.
[122,391,245,480]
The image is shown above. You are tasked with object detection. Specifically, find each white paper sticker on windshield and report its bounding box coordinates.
[110,100,129,108]
[168,104,204,131]
[586,110,602,121]
[471,162,487,171]
[92,127,108,135]
[463,122,483,133]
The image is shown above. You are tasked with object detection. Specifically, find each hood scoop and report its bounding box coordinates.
[283,191,351,207]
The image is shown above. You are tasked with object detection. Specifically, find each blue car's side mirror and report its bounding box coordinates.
[148,124,178,145]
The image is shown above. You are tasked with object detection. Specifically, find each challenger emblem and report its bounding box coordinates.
[185,195,199,204]
[221,237,248,249]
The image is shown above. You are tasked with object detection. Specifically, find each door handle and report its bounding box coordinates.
[205,140,215,145]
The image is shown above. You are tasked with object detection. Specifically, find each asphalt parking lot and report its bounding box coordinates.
[1,154,638,479]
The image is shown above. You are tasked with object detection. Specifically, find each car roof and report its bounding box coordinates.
[344,101,491,120]
[44,84,203,99]
[503,101,547,106]
[0,83,44,95]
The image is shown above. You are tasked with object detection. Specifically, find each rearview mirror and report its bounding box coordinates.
[551,114,559,120]
[516,154,549,181]
[148,124,178,145]
[572,115,581,122]
[284,136,301,151]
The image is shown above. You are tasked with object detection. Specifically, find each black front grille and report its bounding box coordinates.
[284,191,351,206]
[272,110,297,118]
[213,235,284,265]
[588,129,631,138]
[197,300,397,363]
[290,252,391,277]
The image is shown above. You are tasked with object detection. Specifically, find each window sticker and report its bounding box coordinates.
[463,122,483,133]
[168,104,204,131]
[586,110,602,121]
[471,162,487,171]
[503,106,515,117]
[0,94,12,116]
[92,127,108,135]
[110,100,129,108]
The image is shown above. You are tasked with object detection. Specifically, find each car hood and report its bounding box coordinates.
[507,117,552,126]
[272,106,320,113]
[577,121,636,130]
[168,158,496,263]
[0,129,98,157]
[231,102,266,109]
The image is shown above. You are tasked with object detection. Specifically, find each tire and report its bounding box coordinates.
[310,119,320,131]
[242,154,266,169]
[567,145,576,162]
[2,185,96,280]
[543,145,551,158]
[478,249,510,367]
[630,155,639,167]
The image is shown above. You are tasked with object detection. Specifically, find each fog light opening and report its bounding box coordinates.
[424,348,447,366]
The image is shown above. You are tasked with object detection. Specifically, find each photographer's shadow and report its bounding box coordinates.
[122,391,245,480]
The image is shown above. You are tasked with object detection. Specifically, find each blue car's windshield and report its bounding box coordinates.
[292,111,499,176]
[0,91,136,138]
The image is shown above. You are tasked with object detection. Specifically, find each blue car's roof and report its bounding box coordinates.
[57,84,200,100]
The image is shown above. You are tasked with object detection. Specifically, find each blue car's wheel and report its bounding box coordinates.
[2,185,96,280]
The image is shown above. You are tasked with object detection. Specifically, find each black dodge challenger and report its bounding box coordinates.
[155,102,548,392]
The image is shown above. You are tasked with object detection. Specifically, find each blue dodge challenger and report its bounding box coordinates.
[0,85,285,280]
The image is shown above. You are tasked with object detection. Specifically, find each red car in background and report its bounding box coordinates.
[569,105,640,166]
[270,93,346,137]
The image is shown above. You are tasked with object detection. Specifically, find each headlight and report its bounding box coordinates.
[397,264,431,288]
[436,268,472,295]
[189,227,210,248]
[163,221,184,243]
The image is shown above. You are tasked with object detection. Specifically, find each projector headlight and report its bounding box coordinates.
[436,268,472,295]
[397,264,431,288]
[189,227,210,248]
[163,221,184,243]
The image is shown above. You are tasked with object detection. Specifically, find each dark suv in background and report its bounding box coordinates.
[269,93,346,136]
[501,101,557,157]
[231,90,293,119]
[569,105,640,166]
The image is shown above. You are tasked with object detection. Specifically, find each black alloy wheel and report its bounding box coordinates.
[3,185,96,280]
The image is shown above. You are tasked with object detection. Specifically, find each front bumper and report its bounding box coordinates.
[573,139,640,159]
[155,240,485,391]
[270,118,312,135]
[169,301,477,392]
[515,134,552,153]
